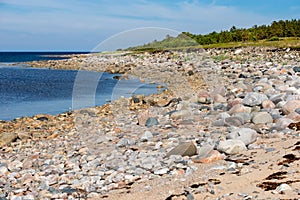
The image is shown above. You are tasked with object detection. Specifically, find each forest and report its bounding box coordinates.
[127,19,300,50]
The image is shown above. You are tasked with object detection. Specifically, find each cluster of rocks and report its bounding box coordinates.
[1,47,300,199]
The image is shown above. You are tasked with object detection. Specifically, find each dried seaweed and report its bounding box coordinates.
[278,154,299,165]
[264,171,287,180]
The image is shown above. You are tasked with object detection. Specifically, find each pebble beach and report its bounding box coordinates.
[1,47,300,199]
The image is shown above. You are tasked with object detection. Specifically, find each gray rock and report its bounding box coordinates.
[217,139,247,154]
[242,92,268,106]
[169,155,184,163]
[186,191,195,200]
[116,138,135,147]
[212,119,225,126]
[233,112,251,123]
[269,93,285,104]
[213,103,227,111]
[224,116,244,127]
[251,112,273,124]
[217,112,231,120]
[227,128,257,145]
[272,117,294,131]
[166,142,197,157]
[140,131,153,142]
[293,66,300,73]
[145,117,159,127]
[154,168,169,175]
[196,145,214,159]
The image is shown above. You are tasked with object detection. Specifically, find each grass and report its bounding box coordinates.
[212,55,230,62]
[201,37,300,49]
[128,37,300,54]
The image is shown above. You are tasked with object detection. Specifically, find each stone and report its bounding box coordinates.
[242,92,268,106]
[197,92,210,103]
[193,150,223,164]
[293,66,300,73]
[137,110,149,126]
[213,103,227,111]
[266,62,273,67]
[286,112,300,121]
[0,166,8,175]
[116,138,135,147]
[140,131,153,142]
[282,100,300,115]
[217,112,231,120]
[213,94,227,103]
[217,139,247,155]
[251,112,273,124]
[145,117,159,127]
[166,142,197,157]
[272,117,294,131]
[212,119,225,126]
[154,168,169,175]
[234,49,243,55]
[228,98,243,108]
[275,183,292,194]
[238,74,246,78]
[87,192,102,199]
[224,116,244,127]
[171,110,191,120]
[227,128,257,145]
[262,99,276,109]
[0,132,17,146]
[196,145,214,158]
[269,93,285,104]
[233,112,251,123]
[228,104,251,115]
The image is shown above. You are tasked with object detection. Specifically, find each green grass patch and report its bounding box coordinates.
[212,54,230,61]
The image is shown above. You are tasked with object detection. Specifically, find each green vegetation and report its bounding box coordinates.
[212,54,230,62]
[127,19,300,51]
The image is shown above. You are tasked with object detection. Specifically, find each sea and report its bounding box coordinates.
[0,52,159,121]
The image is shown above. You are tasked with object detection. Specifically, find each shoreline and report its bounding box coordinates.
[0,64,164,121]
[1,47,300,199]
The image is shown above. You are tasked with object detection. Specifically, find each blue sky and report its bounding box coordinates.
[0,0,299,51]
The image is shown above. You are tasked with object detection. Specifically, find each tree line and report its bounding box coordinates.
[127,19,300,50]
[185,19,300,45]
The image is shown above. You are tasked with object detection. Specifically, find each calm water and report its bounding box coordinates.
[0,52,88,62]
[0,52,159,120]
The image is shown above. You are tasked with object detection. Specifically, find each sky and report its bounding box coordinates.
[0,0,299,51]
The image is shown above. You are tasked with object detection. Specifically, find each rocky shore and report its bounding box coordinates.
[1,47,300,199]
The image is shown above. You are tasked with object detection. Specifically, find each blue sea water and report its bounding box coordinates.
[0,52,88,62]
[0,52,159,120]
